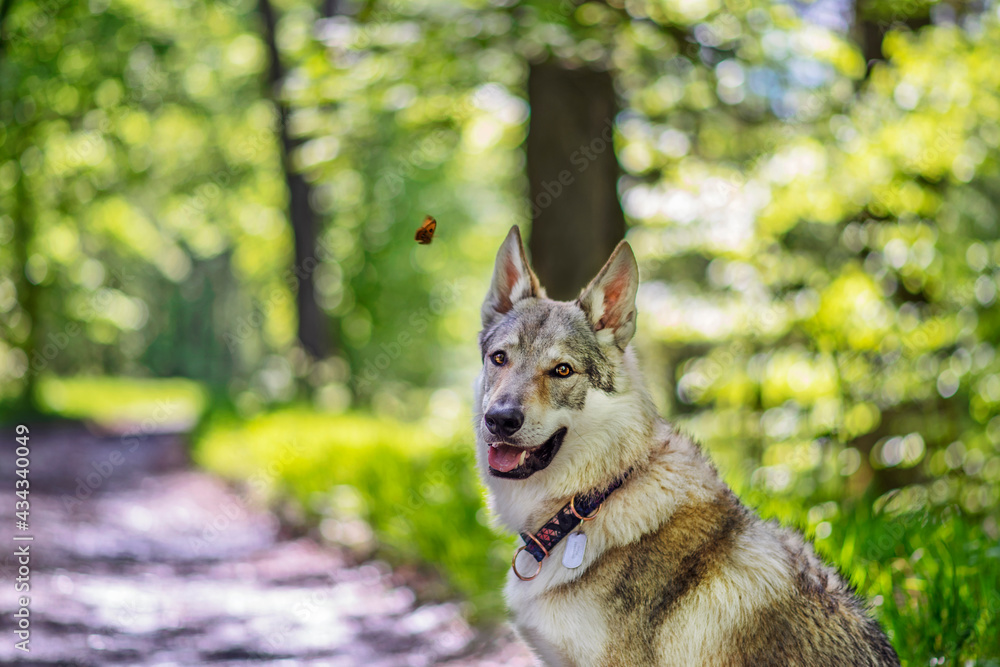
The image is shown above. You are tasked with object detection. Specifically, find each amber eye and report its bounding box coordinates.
[554,363,573,377]
[491,351,506,366]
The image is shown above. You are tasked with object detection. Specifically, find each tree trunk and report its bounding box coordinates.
[526,62,626,300]
[12,150,37,408]
[858,16,884,70]
[258,0,330,358]
[853,0,932,76]
[0,0,15,65]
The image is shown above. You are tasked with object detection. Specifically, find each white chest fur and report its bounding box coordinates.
[509,580,607,666]
[505,539,609,667]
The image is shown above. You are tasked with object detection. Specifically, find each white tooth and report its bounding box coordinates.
[519,450,528,466]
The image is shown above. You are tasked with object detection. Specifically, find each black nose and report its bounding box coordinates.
[484,407,524,438]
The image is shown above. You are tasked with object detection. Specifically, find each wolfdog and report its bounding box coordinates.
[474,226,900,666]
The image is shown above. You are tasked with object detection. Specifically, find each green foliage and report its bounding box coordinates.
[636,19,1000,523]
[864,512,1000,662]
[0,0,293,403]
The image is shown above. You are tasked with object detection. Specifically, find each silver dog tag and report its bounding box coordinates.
[562,532,587,569]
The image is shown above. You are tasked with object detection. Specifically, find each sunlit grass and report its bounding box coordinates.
[33,375,208,430]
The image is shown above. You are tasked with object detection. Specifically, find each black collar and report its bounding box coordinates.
[518,469,632,564]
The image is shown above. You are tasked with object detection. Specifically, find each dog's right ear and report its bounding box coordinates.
[481,226,542,329]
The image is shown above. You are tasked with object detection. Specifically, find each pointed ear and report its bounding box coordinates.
[481,226,543,329]
[577,241,639,350]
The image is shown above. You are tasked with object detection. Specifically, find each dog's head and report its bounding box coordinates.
[475,226,654,522]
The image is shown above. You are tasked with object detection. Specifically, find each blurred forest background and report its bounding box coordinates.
[2,0,1000,662]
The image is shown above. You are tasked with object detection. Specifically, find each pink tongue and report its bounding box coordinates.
[488,445,524,472]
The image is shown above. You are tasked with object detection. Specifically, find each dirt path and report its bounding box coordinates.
[0,424,534,666]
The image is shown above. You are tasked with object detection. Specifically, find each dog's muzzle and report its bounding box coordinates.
[487,427,567,479]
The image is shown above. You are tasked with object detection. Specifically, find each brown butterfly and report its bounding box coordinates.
[414,215,436,244]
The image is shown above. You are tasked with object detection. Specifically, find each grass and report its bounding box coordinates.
[177,403,1000,661]
[823,504,1000,663]
[32,375,208,430]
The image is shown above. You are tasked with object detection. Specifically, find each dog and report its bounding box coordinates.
[474,226,900,666]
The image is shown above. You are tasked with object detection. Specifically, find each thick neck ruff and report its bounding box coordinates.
[513,469,633,580]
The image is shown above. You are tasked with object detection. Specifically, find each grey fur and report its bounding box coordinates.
[480,300,616,406]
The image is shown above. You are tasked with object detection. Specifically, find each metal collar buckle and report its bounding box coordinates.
[512,531,548,581]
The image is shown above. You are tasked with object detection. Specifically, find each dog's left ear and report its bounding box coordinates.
[578,241,638,350]
[482,226,542,329]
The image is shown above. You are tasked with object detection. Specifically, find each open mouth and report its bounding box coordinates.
[487,427,567,479]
